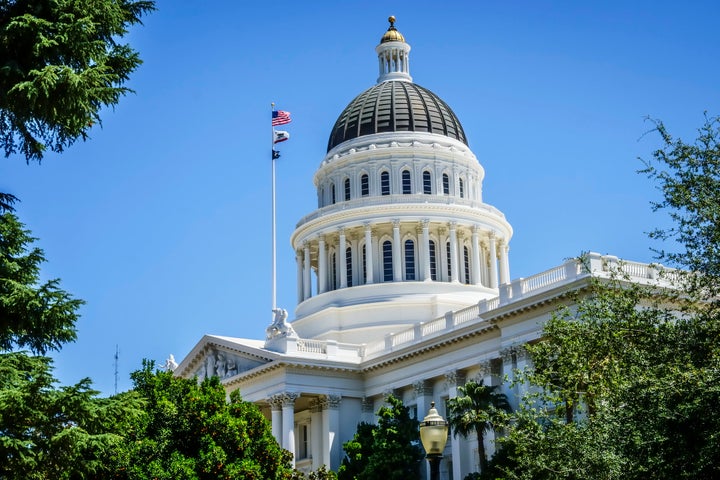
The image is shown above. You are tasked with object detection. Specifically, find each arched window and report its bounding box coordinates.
[404,239,416,280]
[442,174,450,195]
[346,247,353,287]
[383,241,393,281]
[429,240,437,281]
[463,246,471,284]
[446,242,452,279]
[330,252,337,290]
[331,184,336,204]
[381,171,390,196]
[362,244,367,283]
[361,174,369,196]
[459,178,465,198]
[344,178,351,201]
[423,171,432,195]
[402,170,411,194]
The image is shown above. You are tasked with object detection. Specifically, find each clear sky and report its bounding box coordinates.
[2,1,719,396]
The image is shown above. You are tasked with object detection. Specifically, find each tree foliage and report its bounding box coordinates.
[110,361,297,480]
[0,0,155,161]
[0,353,145,479]
[0,200,145,479]
[338,394,424,480]
[447,379,511,473]
[0,201,83,354]
[642,114,720,298]
[487,115,720,479]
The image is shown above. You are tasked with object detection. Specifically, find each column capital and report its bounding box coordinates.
[281,392,300,407]
[392,219,401,229]
[444,370,465,388]
[449,221,457,231]
[361,397,375,413]
[412,380,433,397]
[320,394,342,410]
[478,359,492,377]
[268,394,284,410]
[438,226,447,236]
[422,218,430,229]
[317,233,326,243]
[337,226,346,236]
[499,347,514,363]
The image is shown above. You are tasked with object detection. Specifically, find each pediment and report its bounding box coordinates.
[176,335,276,381]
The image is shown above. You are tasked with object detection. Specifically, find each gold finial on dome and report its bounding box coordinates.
[381,15,405,43]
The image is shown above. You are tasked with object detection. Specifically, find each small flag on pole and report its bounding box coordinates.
[272,150,281,159]
[272,110,291,126]
[273,130,290,144]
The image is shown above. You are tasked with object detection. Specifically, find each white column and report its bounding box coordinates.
[488,234,499,289]
[500,242,511,285]
[269,395,282,447]
[318,235,327,294]
[471,227,481,285]
[446,371,465,480]
[449,222,459,283]
[422,220,431,281]
[321,395,342,471]
[303,242,311,300]
[392,220,402,281]
[296,250,303,304]
[364,223,374,284]
[310,398,323,470]
[282,393,299,466]
[339,228,347,288]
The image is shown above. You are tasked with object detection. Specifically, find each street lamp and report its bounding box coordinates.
[419,401,449,480]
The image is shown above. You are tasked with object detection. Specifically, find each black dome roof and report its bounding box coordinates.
[327,81,468,152]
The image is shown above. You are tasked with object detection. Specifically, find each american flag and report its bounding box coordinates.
[272,110,291,126]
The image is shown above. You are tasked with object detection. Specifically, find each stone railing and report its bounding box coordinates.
[281,253,677,361]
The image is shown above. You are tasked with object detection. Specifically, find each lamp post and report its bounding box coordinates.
[419,402,449,480]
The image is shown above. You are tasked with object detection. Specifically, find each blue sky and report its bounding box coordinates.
[2,1,718,395]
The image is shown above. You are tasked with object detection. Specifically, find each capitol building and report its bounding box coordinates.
[176,17,662,479]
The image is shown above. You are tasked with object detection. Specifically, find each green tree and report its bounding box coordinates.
[447,380,511,473]
[641,114,720,296]
[338,395,424,480]
[488,116,720,479]
[0,198,83,353]
[1,0,155,162]
[0,199,144,479]
[338,422,375,480]
[111,361,296,480]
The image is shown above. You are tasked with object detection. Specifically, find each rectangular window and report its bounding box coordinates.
[381,172,390,196]
[383,241,393,281]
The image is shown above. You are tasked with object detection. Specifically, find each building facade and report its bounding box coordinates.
[175,18,666,479]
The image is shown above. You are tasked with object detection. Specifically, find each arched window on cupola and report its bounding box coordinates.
[381,171,390,196]
[459,178,465,199]
[402,170,412,194]
[382,240,393,282]
[346,246,353,287]
[362,243,367,283]
[423,170,432,195]
[404,239,416,280]
[442,173,450,195]
[429,240,437,281]
[331,183,336,204]
[446,241,452,279]
[463,246,471,284]
[319,186,324,207]
[330,251,337,290]
[361,174,369,197]
[344,178,351,201]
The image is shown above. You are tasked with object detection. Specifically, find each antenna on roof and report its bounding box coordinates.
[114,344,119,395]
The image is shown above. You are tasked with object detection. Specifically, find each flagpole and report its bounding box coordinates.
[271,102,277,317]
